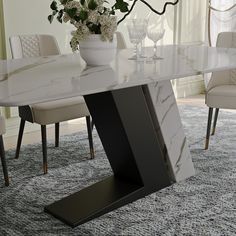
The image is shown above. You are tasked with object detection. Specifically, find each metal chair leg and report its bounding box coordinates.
[55,123,59,147]
[15,119,26,159]
[41,125,48,174]
[211,108,219,135]
[205,107,213,150]
[86,116,95,159]
[0,135,9,186]
[91,119,95,131]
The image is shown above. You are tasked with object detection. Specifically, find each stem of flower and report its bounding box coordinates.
[140,0,179,15]
[117,0,138,25]
[117,0,179,25]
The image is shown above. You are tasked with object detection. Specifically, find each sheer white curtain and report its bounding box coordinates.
[204,0,236,87]
[209,0,236,46]
[172,0,207,98]
[0,0,6,60]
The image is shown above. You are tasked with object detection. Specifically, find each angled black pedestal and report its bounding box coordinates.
[45,86,171,227]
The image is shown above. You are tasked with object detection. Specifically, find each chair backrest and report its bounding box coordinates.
[207,32,236,91]
[9,32,127,59]
[9,34,60,59]
[116,31,127,50]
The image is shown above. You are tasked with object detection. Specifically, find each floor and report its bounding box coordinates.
[2,94,207,150]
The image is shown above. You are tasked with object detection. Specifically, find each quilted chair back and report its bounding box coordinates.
[9,34,60,59]
[207,32,236,91]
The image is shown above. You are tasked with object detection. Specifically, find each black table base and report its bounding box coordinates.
[45,85,171,227]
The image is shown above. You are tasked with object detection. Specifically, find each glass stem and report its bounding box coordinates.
[140,40,144,57]
[154,42,157,58]
[134,43,137,56]
[135,43,140,60]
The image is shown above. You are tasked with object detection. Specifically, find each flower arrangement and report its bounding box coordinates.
[48,0,179,52]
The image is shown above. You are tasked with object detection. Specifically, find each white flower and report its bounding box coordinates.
[99,15,109,25]
[65,1,81,10]
[88,11,99,24]
[74,21,83,28]
[60,0,118,50]
[71,24,90,41]
[63,13,70,23]
[100,16,117,41]
[70,35,78,52]
[96,0,105,6]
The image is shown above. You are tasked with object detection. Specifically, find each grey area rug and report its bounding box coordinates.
[0,104,236,236]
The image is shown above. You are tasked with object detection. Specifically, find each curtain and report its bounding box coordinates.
[0,0,10,118]
[172,0,207,98]
[0,0,6,60]
[209,0,236,46]
[204,0,236,87]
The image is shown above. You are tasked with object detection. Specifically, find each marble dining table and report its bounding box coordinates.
[1,45,236,227]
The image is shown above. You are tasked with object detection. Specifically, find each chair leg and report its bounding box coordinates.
[15,119,26,159]
[86,116,95,159]
[91,119,95,131]
[211,108,219,136]
[41,125,48,174]
[0,135,9,186]
[205,107,213,150]
[55,123,59,147]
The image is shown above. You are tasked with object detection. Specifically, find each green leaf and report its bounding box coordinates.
[80,0,85,5]
[57,9,64,23]
[114,0,129,13]
[110,9,115,15]
[50,1,58,11]
[65,7,77,18]
[57,16,63,23]
[74,15,81,22]
[61,0,73,4]
[88,0,98,10]
[79,10,88,21]
[88,23,101,34]
[48,15,54,23]
[52,10,58,16]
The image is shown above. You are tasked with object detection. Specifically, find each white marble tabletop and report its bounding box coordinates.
[0,45,236,106]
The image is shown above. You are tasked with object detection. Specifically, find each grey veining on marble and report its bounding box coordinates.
[144,82,195,182]
[1,45,236,106]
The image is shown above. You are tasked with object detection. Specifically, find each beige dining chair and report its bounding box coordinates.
[9,34,94,174]
[0,115,9,186]
[116,31,127,50]
[205,32,236,149]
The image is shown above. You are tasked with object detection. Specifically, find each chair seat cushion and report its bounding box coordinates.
[31,96,89,125]
[206,85,236,109]
[0,116,6,135]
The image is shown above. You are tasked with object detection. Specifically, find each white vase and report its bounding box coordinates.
[79,34,117,66]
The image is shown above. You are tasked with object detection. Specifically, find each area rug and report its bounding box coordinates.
[0,104,236,236]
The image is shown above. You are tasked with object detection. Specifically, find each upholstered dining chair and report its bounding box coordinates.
[0,116,9,186]
[205,32,236,149]
[9,34,94,174]
[116,31,127,50]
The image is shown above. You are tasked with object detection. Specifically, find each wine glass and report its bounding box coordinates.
[135,24,147,57]
[147,25,165,60]
[132,18,148,57]
[126,22,143,60]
